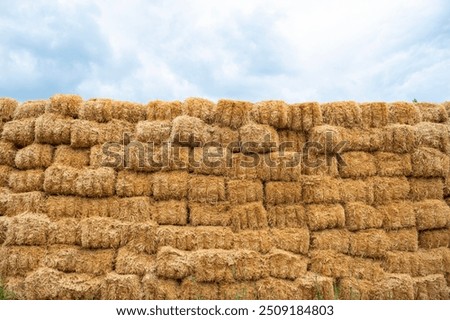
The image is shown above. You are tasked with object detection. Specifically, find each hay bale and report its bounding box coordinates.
[349,229,390,258]
[0,140,16,166]
[339,152,376,178]
[115,171,152,197]
[345,202,383,231]
[15,143,54,169]
[45,196,114,219]
[230,202,268,232]
[256,277,297,300]
[0,191,46,216]
[190,249,235,282]
[102,119,135,143]
[0,246,46,277]
[302,151,339,176]
[311,229,350,253]
[70,120,103,147]
[278,130,306,152]
[239,122,279,153]
[234,230,273,253]
[250,100,290,129]
[265,182,302,206]
[182,97,216,124]
[74,167,116,197]
[0,216,8,244]
[388,228,418,252]
[267,249,308,280]
[413,274,448,300]
[215,99,252,129]
[8,169,44,192]
[289,102,322,131]
[371,274,415,299]
[115,248,155,275]
[295,272,335,300]
[4,213,50,246]
[388,102,421,125]
[321,101,362,128]
[0,165,11,188]
[267,204,307,228]
[360,102,389,128]
[153,200,188,225]
[233,250,267,281]
[306,204,345,230]
[35,114,72,145]
[153,171,188,200]
[79,98,112,122]
[411,147,449,178]
[341,128,383,152]
[415,122,449,152]
[48,218,81,245]
[142,273,179,299]
[271,228,310,254]
[383,250,443,276]
[219,282,258,299]
[374,152,412,176]
[379,201,416,230]
[53,145,89,168]
[414,200,450,230]
[136,120,171,144]
[302,176,341,204]
[409,178,443,201]
[111,100,146,123]
[419,229,450,249]
[170,115,210,146]
[190,145,227,176]
[109,197,153,222]
[47,94,82,117]
[126,222,158,254]
[13,100,46,120]
[179,277,219,300]
[339,178,374,204]
[147,100,182,121]
[100,272,143,300]
[381,124,417,153]
[209,126,239,148]
[156,246,192,279]
[80,217,129,249]
[189,202,231,227]
[3,277,26,299]
[226,152,259,180]
[2,118,35,146]
[417,102,448,123]
[309,125,344,153]
[188,175,226,203]
[371,177,410,205]
[227,179,263,204]
[89,143,125,169]
[0,98,18,121]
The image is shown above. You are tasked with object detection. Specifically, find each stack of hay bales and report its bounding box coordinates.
[0,96,449,300]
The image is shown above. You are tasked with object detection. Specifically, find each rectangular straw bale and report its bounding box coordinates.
[432,247,450,273]
[226,152,259,180]
[219,282,258,300]
[100,273,143,300]
[349,229,390,258]
[182,97,216,124]
[409,178,443,201]
[388,102,421,125]
[302,152,339,176]
[239,123,279,154]
[136,120,171,144]
[147,100,182,121]
[311,229,350,253]
[417,102,448,123]
[289,102,322,131]
[374,152,412,176]
[364,274,415,300]
[267,204,307,228]
[209,126,239,148]
[170,115,210,146]
[383,250,443,276]
[341,128,383,152]
[411,147,449,178]
[74,167,116,197]
[321,101,362,128]
[419,228,450,249]
[414,200,450,230]
[233,250,268,281]
[153,200,188,225]
[278,130,306,152]
[345,202,383,231]
[195,226,234,250]
[115,248,155,275]
[0,165,11,187]
[48,218,81,245]
[339,151,376,178]
[53,145,89,168]
[188,175,226,203]
[8,169,44,193]
[415,122,449,152]
[142,273,179,299]
[0,246,46,277]
[109,197,153,222]
[156,246,192,279]
[267,249,308,280]
[125,222,158,254]
[257,150,299,182]
[35,114,72,145]
[306,204,345,230]
[115,170,152,197]
[360,102,389,128]
[1,191,46,216]
[90,144,125,169]
[46,94,81,117]
[371,177,410,205]
[0,98,18,121]
[294,272,335,300]
[45,196,114,219]
[103,119,135,144]
[265,181,301,206]
[2,118,35,146]
[152,170,188,200]
[180,277,219,300]
[190,145,227,176]
[381,124,417,153]
[230,202,268,232]
[250,100,289,129]
[3,277,26,300]
[388,228,418,252]
[13,100,46,119]
[80,217,129,249]
[4,213,50,246]
[111,100,146,123]
[69,119,102,147]
[15,144,53,171]
[308,125,344,153]
[191,249,235,282]
[271,228,310,254]
[233,230,273,253]
[227,179,263,204]
[256,277,297,300]
[413,274,448,300]
[79,98,112,122]
[379,201,416,230]
[0,140,16,166]
[189,202,231,226]
[0,216,8,244]
[215,99,252,129]
[302,176,341,204]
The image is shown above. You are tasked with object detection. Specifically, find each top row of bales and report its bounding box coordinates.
[1,96,449,131]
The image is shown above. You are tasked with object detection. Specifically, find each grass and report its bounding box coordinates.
[0,282,15,300]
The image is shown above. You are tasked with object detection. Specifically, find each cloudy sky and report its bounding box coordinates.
[0,0,449,103]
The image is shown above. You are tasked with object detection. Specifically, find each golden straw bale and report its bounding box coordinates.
[189,202,231,227]
[360,102,389,128]
[409,178,443,201]
[1,191,46,216]
[153,200,188,225]
[79,98,112,122]
[256,277,296,300]
[379,201,416,230]
[69,119,102,147]
[48,218,81,245]
[289,102,322,131]
[8,169,44,193]
[415,122,449,152]
[0,140,16,166]
[295,272,335,300]
[0,216,9,244]
[414,200,450,230]
[306,204,345,231]
[47,94,82,117]
[103,119,135,143]
[271,228,310,254]
[383,250,443,276]
[267,249,308,280]
[191,249,235,282]
[371,274,415,300]
[136,120,171,144]
[13,100,46,120]
[345,202,383,231]
[45,196,113,219]
[15,144,54,169]
[308,125,343,153]
[194,226,234,250]
[190,145,227,176]
[89,144,125,169]
[109,197,153,222]
[388,228,418,252]
[349,229,390,258]
[0,246,45,277]
[413,274,448,300]
[3,277,26,299]
[381,124,417,153]
[302,151,339,177]
[234,230,273,253]
[215,99,252,129]
[230,202,268,232]
[417,102,448,123]
[267,204,307,228]
[419,229,450,249]
[0,98,18,121]
[53,145,89,168]
[209,126,239,148]
[115,248,155,275]
[265,182,301,206]
[219,282,258,300]
[332,278,370,299]
[182,97,216,124]
[147,100,182,121]
[388,102,421,125]
[311,229,350,253]
[432,247,450,273]
[411,147,449,178]
[341,128,383,152]
[188,175,226,203]
[302,176,341,204]
[2,118,35,146]
[339,178,374,204]
[111,100,146,123]
[80,217,129,249]
[35,113,72,145]
[156,246,192,279]
[339,151,376,178]
[250,100,290,129]
[180,277,219,300]
[278,130,306,152]
[227,179,263,204]
[233,249,267,281]
[239,122,279,154]
[170,115,210,146]
[371,177,410,205]
[152,171,188,200]
[100,272,143,300]
[374,152,412,177]
[115,171,152,197]
[321,101,362,128]
[125,222,158,254]
[0,165,11,188]
[226,152,259,180]
[4,213,50,246]
[142,273,179,299]
[74,167,116,197]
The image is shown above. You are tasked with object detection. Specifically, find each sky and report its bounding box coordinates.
[0,0,449,103]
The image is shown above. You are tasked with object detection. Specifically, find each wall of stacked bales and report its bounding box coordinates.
[0,95,449,300]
